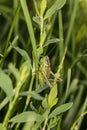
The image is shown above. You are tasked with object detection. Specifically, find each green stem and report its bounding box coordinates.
[24,75,35,111]
[3,87,19,127]
[59,10,64,61]
[58,10,64,96]
[3,78,23,127]
[57,115,62,130]
[14,75,35,130]
[42,117,48,130]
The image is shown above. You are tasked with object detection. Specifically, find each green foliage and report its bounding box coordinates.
[49,103,73,119]
[9,111,44,123]
[20,91,44,101]
[0,69,13,101]
[0,0,87,130]
[44,0,66,19]
[48,85,58,108]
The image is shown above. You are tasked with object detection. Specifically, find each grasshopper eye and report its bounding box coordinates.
[45,56,49,60]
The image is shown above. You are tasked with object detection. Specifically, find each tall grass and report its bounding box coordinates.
[0,0,87,130]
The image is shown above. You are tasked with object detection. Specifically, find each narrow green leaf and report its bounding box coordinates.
[12,46,31,62]
[18,61,30,87]
[49,103,73,118]
[0,97,9,110]
[8,63,20,81]
[7,35,19,55]
[0,69,13,101]
[12,46,32,71]
[44,38,63,47]
[44,0,66,19]
[30,102,38,112]
[65,68,71,99]
[20,0,37,63]
[20,91,44,100]
[9,111,44,123]
[48,85,58,108]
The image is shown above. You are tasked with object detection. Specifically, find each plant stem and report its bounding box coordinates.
[42,117,48,130]
[24,75,35,111]
[57,115,62,130]
[58,10,64,96]
[58,10,64,61]
[3,89,19,127]
[3,80,22,127]
[14,75,35,130]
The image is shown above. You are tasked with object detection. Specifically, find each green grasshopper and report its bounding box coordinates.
[39,56,62,87]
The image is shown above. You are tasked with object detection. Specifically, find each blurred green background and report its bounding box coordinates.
[0,0,87,130]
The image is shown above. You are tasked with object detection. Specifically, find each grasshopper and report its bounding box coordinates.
[39,56,62,87]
